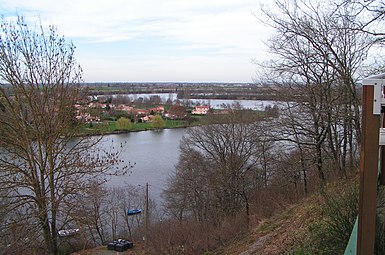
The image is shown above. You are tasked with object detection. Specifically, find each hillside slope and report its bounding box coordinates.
[215,179,358,255]
[214,195,324,255]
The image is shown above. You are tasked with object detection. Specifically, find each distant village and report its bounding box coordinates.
[74,94,215,124]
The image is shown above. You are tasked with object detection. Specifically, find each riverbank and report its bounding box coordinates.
[78,109,271,136]
[78,118,196,136]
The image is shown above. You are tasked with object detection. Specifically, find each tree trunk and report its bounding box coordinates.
[39,210,54,255]
[316,143,326,186]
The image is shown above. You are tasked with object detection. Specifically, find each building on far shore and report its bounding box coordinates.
[191,105,210,115]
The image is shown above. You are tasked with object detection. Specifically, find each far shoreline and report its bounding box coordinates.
[80,124,191,137]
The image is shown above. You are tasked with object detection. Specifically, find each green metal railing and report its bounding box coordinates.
[344,151,382,255]
[344,218,358,255]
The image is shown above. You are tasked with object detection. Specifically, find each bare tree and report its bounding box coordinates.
[164,145,214,222]
[259,0,378,183]
[164,110,270,224]
[168,104,187,119]
[72,183,150,246]
[118,186,145,240]
[0,17,129,254]
[344,0,385,39]
[73,182,109,245]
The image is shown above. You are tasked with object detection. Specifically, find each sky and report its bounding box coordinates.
[0,0,273,83]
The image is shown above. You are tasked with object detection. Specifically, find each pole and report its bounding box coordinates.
[357,85,380,255]
[145,182,149,245]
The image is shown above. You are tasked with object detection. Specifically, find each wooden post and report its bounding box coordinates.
[357,85,380,255]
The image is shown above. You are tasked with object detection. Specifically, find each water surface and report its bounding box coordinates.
[103,128,186,203]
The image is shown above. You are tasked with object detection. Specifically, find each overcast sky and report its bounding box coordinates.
[0,0,273,83]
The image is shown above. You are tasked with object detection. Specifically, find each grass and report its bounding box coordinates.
[287,180,358,255]
[78,109,271,136]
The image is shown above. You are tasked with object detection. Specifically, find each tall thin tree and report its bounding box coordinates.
[0,17,129,255]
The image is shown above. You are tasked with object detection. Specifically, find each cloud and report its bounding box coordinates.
[0,0,272,82]
[1,0,264,44]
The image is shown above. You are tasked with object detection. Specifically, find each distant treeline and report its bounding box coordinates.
[84,82,278,100]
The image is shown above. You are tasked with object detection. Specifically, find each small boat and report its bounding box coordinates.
[127,209,142,215]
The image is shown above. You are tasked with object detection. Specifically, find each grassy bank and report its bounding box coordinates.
[78,110,269,136]
[79,119,192,135]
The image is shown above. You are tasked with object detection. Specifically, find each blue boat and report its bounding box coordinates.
[127,209,142,215]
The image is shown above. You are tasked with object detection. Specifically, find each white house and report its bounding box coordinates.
[192,105,210,115]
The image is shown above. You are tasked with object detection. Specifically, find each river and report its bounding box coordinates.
[103,128,187,204]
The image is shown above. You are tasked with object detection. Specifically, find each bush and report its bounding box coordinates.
[151,115,164,130]
[116,117,131,130]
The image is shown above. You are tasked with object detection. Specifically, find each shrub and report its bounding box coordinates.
[146,214,248,255]
[116,117,131,130]
[152,115,165,130]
